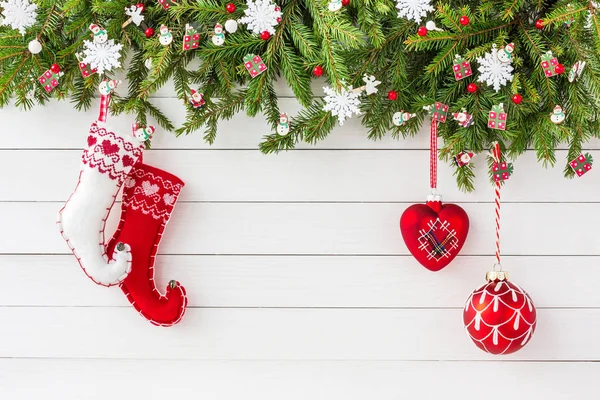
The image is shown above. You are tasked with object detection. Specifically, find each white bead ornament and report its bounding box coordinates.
[425,20,443,31]
[225,19,238,33]
[28,38,42,54]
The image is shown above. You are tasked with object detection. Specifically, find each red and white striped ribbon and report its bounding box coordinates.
[430,120,438,190]
[98,94,110,123]
[492,142,502,265]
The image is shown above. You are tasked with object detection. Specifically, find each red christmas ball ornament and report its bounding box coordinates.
[387,90,398,101]
[511,93,523,104]
[535,19,544,29]
[50,63,60,74]
[226,3,236,13]
[554,63,565,75]
[260,31,271,40]
[135,3,145,12]
[417,26,428,36]
[313,65,324,77]
[342,0,350,5]
[459,15,470,26]
[145,27,155,38]
[467,83,478,93]
[463,272,537,355]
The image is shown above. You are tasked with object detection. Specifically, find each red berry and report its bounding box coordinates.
[260,31,271,40]
[535,19,544,29]
[417,26,428,36]
[226,3,236,13]
[387,90,398,101]
[50,63,60,74]
[511,93,523,104]
[467,83,478,93]
[145,27,155,38]
[459,16,470,26]
[313,65,324,77]
[342,0,350,5]
[554,64,565,74]
[135,3,145,12]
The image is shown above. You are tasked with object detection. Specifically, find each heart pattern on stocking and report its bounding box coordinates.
[400,200,469,271]
[142,181,159,196]
[87,135,97,147]
[101,140,120,156]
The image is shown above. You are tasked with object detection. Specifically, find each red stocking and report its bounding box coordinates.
[106,162,187,326]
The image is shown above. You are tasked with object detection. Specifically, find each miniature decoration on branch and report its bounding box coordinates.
[277,113,290,135]
[81,24,123,74]
[38,64,63,93]
[238,0,282,35]
[183,23,201,51]
[570,153,593,177]
[452,54,472,81]
[212,23,226,46]
[393,111,416,127]
[400,103,470,272]
[550,105,566,124]
[189,88,205,108]
[477,44,514,92]
[0,0,37,35]
[463,143,537,355]
[323,83,362,126]
[541,51,563,78]
[488,103,508,131]
[453,109,473,128]
[455,151,474,167]
[569,61,586,82]
[243,54,267,77]
[395,0,434,23]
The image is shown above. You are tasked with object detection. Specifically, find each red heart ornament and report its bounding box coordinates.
[400,200,469,271]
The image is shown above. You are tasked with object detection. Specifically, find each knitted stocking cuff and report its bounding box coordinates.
[122,163,184,222]
[84,121,145,182]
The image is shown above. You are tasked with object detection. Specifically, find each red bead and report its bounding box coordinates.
[313,65,324,77]
[387,90,398,101]
[554,64,565,74]
[50,63,60,74]
[145,27,155,38]
[417,26,428,36]
[459,16,470,26]
[341,0,350,5]
[135,3,145,12]
[535,19,544,29]
[260,31,271,40]
[467,83,478,93]
[511,93,523,104]
[464,278,537,355]
[226,3,236,13]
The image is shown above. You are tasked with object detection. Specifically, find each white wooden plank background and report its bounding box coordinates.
[1,92,599,399]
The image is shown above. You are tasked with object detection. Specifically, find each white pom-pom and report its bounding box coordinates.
[28,39,42,54]
[225,19,238,33]
[425,20,442,31]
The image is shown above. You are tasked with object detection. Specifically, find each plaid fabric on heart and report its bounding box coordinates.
[417,218,459,261]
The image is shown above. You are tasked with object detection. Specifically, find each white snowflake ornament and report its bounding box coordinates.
[395,0,434,24]
[323,84,361,126]
[238,0,282,35]
[81,38,123,74]
[0,0,38,35]
[477,44,514,92]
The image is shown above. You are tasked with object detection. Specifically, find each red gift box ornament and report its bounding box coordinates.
[244,54,267,78]
[38,68,63,93]
[570,153,593,177]
[423,102,449,123]
[492,161,513,182]
[541,51,560,78]
[488,103,507,130]
[76,52,97,78]
[158,0,177,9]
[183,23,201,51]
[453,54,472,80]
